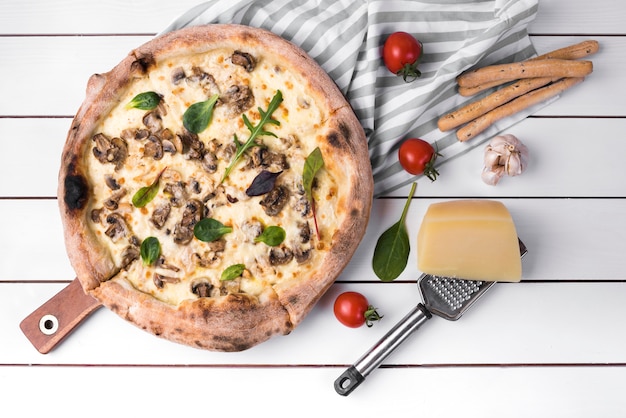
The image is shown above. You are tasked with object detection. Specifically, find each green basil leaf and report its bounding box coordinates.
[254,225,286,247]
[193,218,232,242]
[132,168,166,208]
[372,182,417,282]
[127,91,161,110]
[302,147,324,200]
[221,264,246,281]
[183,93,219,134]
[140,236,161,266]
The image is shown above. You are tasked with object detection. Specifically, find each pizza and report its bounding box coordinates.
[58,24,373,351]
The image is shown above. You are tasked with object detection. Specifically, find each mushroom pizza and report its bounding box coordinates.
[58,24,373,351]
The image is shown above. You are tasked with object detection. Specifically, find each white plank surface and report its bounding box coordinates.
[1,0,625,416]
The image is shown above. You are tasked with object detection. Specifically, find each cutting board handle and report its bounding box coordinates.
[19,278,102,354]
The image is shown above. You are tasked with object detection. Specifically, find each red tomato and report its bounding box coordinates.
[398,138,441,181]
[382,32,423,82]
[333,291,382,328]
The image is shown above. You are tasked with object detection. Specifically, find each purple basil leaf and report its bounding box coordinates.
[246,170,282,196]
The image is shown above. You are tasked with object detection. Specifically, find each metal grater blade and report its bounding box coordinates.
[419,275,494,321]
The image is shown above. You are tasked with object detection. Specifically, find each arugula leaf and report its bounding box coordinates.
[221,90,283,183]
[132,167,166,208]
[126,92,161,110]
[221,264,246,281]
[140,236,161,266]
[302,147,324,239]
[193,218,232,242]
[254,225,286,247]
[372,182,417,282]
[183,93,219,134]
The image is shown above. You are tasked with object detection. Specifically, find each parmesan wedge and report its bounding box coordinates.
[417,200,522,281]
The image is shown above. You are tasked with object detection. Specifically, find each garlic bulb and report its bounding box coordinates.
[481,134,529,186]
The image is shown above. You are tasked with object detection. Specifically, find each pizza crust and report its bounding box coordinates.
[58,24,373,351]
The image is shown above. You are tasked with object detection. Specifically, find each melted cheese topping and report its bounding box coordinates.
[85,48,339,305]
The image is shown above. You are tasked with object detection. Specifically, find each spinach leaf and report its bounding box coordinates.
[193,218,232,242]
[221,264,246,281]
[183,93,219,134]
[127,91,161,110]
[140,236,161,266]
[132,167,166,208]
[254,225,286,247]
[372,182,417,282]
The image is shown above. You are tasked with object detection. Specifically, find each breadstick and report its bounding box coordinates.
[458,40,599,96]
[438,77,557,132]
[530,40,599,61]
[456,59,592,88]
[456,77,584,142]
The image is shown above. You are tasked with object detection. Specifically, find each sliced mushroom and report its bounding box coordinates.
[156,256,181,272]
[142,110,163,133]
[191,281,214,298]
[173,199,203,245]
[105,175,121,191]
[201,152,218,173]
[150,203,171,229]
[231,50,256,72]
[104,213,128,243]
[92,133,128,171]
[186,67,219,95]
[177,130,204,158]
[246,147,289,170]
[153,273,181,289]
[194,239,226,267]
[103,188,127,211]
[120,245,140,270]
[164,181,187,207]
[298,221,311,244]
[143,135,164,160]
[241,219,263,242]
[171,67,186,85]
[260,185,290,216]
[294,246,312,264]
[222,85,255,118]
[269,246,294,266]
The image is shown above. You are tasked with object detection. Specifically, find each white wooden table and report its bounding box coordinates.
[1,1,625,416]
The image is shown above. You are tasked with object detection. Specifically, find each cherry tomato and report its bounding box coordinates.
[333,291,382,328]
[398,138,441,181]
[382,32,423,82]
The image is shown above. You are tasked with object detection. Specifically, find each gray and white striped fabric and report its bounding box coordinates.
[162,0,542,196]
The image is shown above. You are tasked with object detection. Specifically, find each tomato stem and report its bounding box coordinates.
[364,305,383,327]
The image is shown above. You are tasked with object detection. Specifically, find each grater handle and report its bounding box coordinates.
[334,303,432,396]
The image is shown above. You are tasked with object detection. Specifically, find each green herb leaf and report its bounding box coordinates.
[372,182,417,282]
[140,236,161,266]
[221,90,283,183]
[302,147,325,240]
[126,91,161,110]
[132,167,166,208]
[193,218,233,242]
[302,147,324,200]
[254,225,286,247]
[221,264,246,281]
[183,93,219,134]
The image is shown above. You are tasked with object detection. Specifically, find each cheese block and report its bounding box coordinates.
[417,200,521,281]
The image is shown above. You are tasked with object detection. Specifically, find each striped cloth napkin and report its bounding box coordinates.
[163,0,542,196]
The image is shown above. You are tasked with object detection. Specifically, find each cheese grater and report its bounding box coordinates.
[334,240,527,396]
